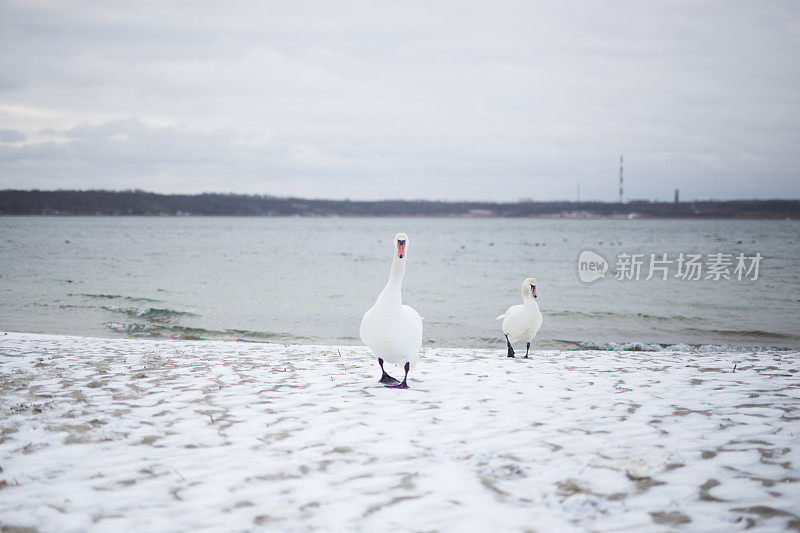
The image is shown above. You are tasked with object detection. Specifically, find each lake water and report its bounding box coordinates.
[1,216,798,351]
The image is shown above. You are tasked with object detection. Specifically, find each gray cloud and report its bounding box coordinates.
[1,1,798,200]
[0,129,26,143]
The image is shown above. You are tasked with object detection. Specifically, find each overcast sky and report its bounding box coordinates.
[1,1,798,201]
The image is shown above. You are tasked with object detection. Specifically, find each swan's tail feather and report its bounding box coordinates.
[496,314,505,320]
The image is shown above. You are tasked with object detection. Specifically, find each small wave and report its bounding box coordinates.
[102,306,196,322]
[548,310,618,318]
[102,322,307,343]
[575,340,792,353]
[225,329,311,342]
[167,326,211,341]
[73,293,162,303]
[577,341,667,352]
[104,322,162,335]
[683,328,800,341]
[548,310,702,322]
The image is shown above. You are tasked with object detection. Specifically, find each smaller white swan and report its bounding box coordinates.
[360,233,423,388]
[497,277,542,358]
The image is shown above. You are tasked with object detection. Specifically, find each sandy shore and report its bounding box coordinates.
[1,332,798,531]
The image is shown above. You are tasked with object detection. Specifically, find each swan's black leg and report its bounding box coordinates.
[505,334,515,358]
[378,358,400,385]
[387,362,410,389]
[524,342,530,358]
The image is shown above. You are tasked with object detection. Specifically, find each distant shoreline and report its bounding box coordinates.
[1,213,798,220]
[2,189,799,219]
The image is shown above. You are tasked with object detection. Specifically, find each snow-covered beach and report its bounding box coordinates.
[1,332,798,531]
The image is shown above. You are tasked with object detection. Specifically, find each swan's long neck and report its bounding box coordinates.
[522,284,535,305]
[378,257,405,306]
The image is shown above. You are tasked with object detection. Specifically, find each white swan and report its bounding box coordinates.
[497,277,542,358]
[360,232,423,389]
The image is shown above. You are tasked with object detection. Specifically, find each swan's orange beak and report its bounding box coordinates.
[397,240,406,259]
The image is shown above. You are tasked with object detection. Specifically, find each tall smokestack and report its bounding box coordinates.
[619,155,624,203]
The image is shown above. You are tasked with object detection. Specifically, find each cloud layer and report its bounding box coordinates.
[1,1,798,200]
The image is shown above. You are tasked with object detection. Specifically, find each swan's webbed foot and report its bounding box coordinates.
[386,362,410,389]
[505,334,515,358]
[379,372,400,385]
[523,342,530,358]
[377,358,400,385]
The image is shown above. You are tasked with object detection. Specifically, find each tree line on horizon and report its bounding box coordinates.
[0,189,798,218]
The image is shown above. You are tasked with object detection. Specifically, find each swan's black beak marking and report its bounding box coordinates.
[531,284,537,298]
[397,239,406,259]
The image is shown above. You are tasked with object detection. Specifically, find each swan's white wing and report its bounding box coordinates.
[359,306,376,346]
[402,305,423,328]
[502,304,541,342]
[498,303,518,321]
[400,305,424,367]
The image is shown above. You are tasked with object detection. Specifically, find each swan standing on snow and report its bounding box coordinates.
[497,277,543,358]
[360,233,423,389]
